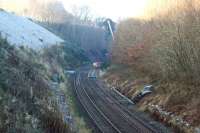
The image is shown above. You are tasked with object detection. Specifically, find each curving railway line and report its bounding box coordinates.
[73,69,169,133]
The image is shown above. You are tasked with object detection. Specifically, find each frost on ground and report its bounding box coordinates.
[0,10,64,50]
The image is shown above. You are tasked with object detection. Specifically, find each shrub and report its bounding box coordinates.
[112,0,200,84]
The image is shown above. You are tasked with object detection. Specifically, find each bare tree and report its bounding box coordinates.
[71,5,93,24]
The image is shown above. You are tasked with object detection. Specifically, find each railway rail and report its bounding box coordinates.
[73,70,166,133]
[73,73,120,133]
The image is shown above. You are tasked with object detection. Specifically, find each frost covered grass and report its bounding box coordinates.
[0,8,90,133]
[0,38,70,132]
[0,10,64,50]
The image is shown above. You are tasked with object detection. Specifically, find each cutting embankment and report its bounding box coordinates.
[0,10,89,132]
[103,1,200,133]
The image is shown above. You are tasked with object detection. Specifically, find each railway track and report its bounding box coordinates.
[73,70,163,133]
[73,73,121,133]
[81,73,156,133]
[91,79,160,132]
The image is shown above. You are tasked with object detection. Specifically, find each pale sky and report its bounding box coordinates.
[0,0,149,21]
[61,0,148,21]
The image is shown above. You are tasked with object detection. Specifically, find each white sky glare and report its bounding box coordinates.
[0,0,148,21]
[62,0,148,21]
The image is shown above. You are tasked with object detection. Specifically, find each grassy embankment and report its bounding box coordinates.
[62,78,92,133]
[0,37,90,132]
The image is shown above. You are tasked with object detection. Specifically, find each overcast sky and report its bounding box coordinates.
[0,0,149,21]
[61,0,148,21]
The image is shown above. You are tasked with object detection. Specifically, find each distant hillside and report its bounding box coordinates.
[42,22,107,61]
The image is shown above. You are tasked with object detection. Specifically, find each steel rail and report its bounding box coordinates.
[73,73,121,133]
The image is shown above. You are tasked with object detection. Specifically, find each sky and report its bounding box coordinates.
[61,0,148,21]
[0,0,149,21]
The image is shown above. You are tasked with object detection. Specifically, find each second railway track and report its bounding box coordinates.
[73,69,163,133]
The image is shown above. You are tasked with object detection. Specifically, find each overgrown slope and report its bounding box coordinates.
[0,38,73,132]
[105,0,200,132]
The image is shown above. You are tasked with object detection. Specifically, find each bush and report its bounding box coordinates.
[112,0,200,84]
[152,0,200,82]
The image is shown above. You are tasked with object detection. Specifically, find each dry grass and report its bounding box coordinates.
[61,80,92,133]
[104,66,200,132]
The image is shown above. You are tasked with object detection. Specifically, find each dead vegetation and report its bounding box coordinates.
[109,0,200,132]
[113,0,200,82]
